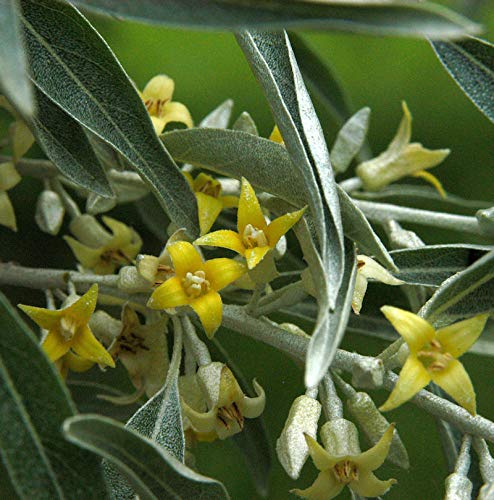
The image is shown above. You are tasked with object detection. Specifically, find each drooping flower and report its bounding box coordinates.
[18,284,115,368]
[0,161,21,231]
[195,177,306,270]
[356,102,449,196]
[64,215,142,275]
[292,419,396,500]
[55,351,94,379]
[147,241,246,337]
[379,306,488,415]
[180,362,265,440]
[292,421,396,499]
[352,255,403,314]
[140,74,193,135]
[184,172,238,235]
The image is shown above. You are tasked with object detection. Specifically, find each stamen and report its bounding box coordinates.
[242,224,268,249]
[198,180,221,198]
[333,460,359,483]
[59,316,77,341]
[217,403,244,430]
[418,338,454,372]
[182,270,210,298]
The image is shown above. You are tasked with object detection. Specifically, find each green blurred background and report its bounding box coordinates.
[2,1,494,498]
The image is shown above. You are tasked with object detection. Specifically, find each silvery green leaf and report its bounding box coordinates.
[477,207,494,238]
[232,111,259,135]
[306,238,357,387]
[70,0,479,39]
[29,87,113,197]
[0,293,108,498]
[0,0,34,117]
[432,37,494,123]
[136,194,170,243]
[352,184,491,215]
[330,108,371,173]
[198,99,233,128]
[391,244,491,286]
[64,414,229,500]
[237,31,344,310]
[419,249,494,325]
[19,0,199,236]
[105,322,183,499]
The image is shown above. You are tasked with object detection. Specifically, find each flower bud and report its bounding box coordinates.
[351,357,384,389]
[8,120,34,161]
[320,418,361,457]
[35,190,65,235]
[347,391,409,469]
[86,192,117,215]
[444,473,473,500]
[89,310,122,346]
[118,266,153,293]
[69,214,112,247]
[276,395,322,479]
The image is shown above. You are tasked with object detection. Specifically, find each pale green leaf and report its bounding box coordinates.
[432,37,494,124]
[0,293,108,499]
[19,0,199,236]
[232,111,259,135]
[198,99,233,128]
[0,0,34,117]
[64,414,230,500]
[71,0,478,39]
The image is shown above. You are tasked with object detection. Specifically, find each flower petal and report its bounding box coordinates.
[245,246,271,270]
[147,276,190,309]
[304,434,338,471]
[265,207,306,247]
[352,272,368,315]
[18,304,61,330]
[71,326,115,367]
[64,236,103,270]
[237,177,266,234]
[381,306,435,353]
[161,101,193,128]
[195,230,245,255]
[220,195,238,209]
[412,170,446,198]
[431,359,476,415]
[357,255,403,285]
[269,125,284,144]
[0,162,21,191]
[436,314,489,359]
[167,241,203,277]
[181,399,217,433]
[0,191,17,231]
[241,379,266,418]
[190,291,222,338]
[203,258,247,291]
[142,74,174,102]
[196,193,224,235]
[349,471,396,497]
[150,116,166,135]
[291,471,344,500]
[102,216,134,246]
[42,330,71,361]
[64,351,94,373]
[66,284,98,326]
[380,356,430,412]
[353,424,395,471]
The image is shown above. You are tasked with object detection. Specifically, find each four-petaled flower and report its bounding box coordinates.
[293,424,396,499]
[356,102,449,196]
[140,74,193,135]
[184,172,238,235]
[147,241,246,337]
[380,306,488,415]
[18,284,115,368]
[180,362,265,440]
[195,177,306,270]
[64,215,142,275]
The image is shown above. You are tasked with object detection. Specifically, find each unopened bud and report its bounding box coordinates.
[352,357,384,389]
[276,395,321,479]
[320,419,361,457]
[86,192,117,215]
[118,266,153,293]
[35,190,65,235]
[89,310,122,346]
[444,473,473,500]
[69,214,111,247]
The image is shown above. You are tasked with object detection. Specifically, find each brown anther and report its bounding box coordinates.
[217,403,244,431]
[333,460,359,484]
[357,260,366,269]
[198,180,221,198]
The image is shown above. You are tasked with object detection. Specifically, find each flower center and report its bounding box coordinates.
[144,98,168,117]
[182,270,210,298]
[242,224,268,249]
[101,248,132,266]
[332,460,359,484]
[198,180,221,198]
[418,339,454,372]
[59,316,77,341]
[217,402,244,431]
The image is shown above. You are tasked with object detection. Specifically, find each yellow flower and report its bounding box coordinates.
[356,102,449,196]
[293,423,396,499]
[147,241,246,337]
[64,215,142,275]
[18,284,115,368]
[379,306,488,415]
[0,162,21,231]
[181,362,265,440]
[140,74,193,135]
[183,172,238,235]
[55,351,94,379]
[195,177,306,270]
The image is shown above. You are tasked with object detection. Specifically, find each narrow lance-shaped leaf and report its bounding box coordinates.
[432,37,494,124]
[0,0,34,117]
[0,293,109,499]
[19,0,198,236]
[70,0,479,39]
[29,86,113,197]
[237,30,345,310]
[64,415,230,500]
